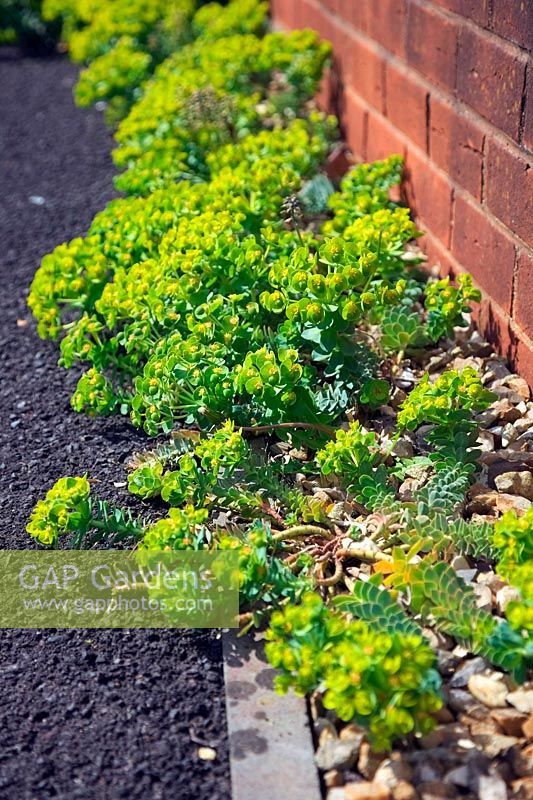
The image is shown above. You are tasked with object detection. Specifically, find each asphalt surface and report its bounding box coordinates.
[0,48,230,800]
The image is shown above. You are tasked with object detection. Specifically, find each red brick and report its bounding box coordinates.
[429,96,485,199]
[324,142,355,180]
[366,0,407,58]
[475,299,533,388]
[320,0,341,14]
[515,337,533,389]
[271,0,299,28]
[297,0,322,32]
[456,27,527,140]
[385,62,428,149]
[345,32,385,111]
[298,0,353,84]
[491,0,533,51]
[523,68,533,153]
[366,108,407,161]
[420,233,456,277]
[407,1,459,90]
[319,1,346,49]
[315,65,335,115]
[475,299,516,367]
[513,248,533,337]
[486,138,533,247]
[342,89,368,160]
[403,147,454,246]
[431,0,489,26]
[451,192,516,312]
[340,0,369,31]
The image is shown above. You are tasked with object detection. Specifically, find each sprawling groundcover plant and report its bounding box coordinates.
[26,0,532,749]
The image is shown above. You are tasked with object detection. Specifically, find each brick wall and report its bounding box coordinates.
[271,0,533,384]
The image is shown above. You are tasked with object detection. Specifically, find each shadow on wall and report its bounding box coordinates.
[478,300,527,377]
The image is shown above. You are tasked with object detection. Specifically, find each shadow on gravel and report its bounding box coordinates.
[0,50,230,800]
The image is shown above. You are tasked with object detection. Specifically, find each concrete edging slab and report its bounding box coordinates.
[223,631,322,800]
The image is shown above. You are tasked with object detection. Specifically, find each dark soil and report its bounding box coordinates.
[0,50,230,800]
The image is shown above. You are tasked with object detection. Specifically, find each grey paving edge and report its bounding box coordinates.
[223,630,322,800]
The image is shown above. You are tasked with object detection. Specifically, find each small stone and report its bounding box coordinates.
[329,501,355,521]
[455,568,477,583]
[453,644,470,658]
[452,356,482,372]
[344,781,390,800]
[505,376,530,401]
[197,746,217,761]
[475,732,518,758]
[392,438,414,458]
[514,430,533,448]
[437,650,461,677]
[522,715,533,741]
[477,571,506,592]
[422,628,454,651]
[473,584,493,610]
[471,512,499,525]
[434,706,455,723]
[457,737,479,749]
[327,789,346,800]
[398,476,427,502]
[451,554,470,571]
[340,724,365,743]
[507,689,533,715]
[390,388,407,409]
[465,330,493,356]
[461,712,499,736]
[448,689,472,714]
[502,423,519,446]
[512,777,533,800]
[461,702,497,723]
[478,430,496,452]
[477,408,501,427]
[319,724,338,744]
[419,724,462,749]
[396,368,416,389]
[496,585,522,613]
[494,471,533,501]
[414,763,441,784]
[443,765,470,787]
[483,360,511,382]
[491,386,525,404]
[468,674,508,708]
[512,743,533,777]
[358,742,386,780]
[481,449,533,465]
[492,399,522,423]
[313,489,334,504]
[374,757,412,789]
[515,418,533,435]
[419,780,456,799]
[491,708,529,737]
[467,491,532,515]
[450,657,488,688]
[427,352,452,372]
[316,736,361,771]
[392,782,416,800]
[325,770,344,788]
[478,773,508,800]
